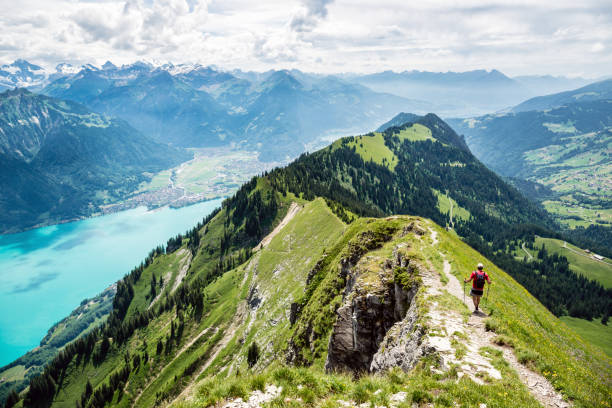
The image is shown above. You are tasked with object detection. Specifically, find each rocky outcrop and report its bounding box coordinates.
[325,246,421,373]
[369,298,432,372]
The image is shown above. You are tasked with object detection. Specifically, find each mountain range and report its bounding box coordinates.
[2,113,610,408]
[0,88,189,233]
[1,60,432,161]
[348,69,596,116]
[447,80,612,246]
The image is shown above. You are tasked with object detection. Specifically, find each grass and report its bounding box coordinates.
[179,363,541,408]
[394,123,435,142]
[436,221,612,407]
[433,189,471,224]
[533,236,612,288]
[542,199,612,229]
[337,132,398,170]
[560,316,612,357]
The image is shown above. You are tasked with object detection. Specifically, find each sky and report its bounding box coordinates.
[0,0,611,77]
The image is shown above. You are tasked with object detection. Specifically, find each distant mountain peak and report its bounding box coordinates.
[102,61,117,70]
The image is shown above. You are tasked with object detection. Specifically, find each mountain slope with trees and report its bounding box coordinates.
[0,88,189,233]
[447,87,612,253]
[4,114,611,408]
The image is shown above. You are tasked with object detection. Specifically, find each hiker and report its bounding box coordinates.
[464,263,491,312]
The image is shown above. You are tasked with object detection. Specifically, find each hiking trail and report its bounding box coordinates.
[430,228,571,408]
[254,202,301,251]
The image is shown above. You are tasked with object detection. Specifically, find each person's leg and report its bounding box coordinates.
[475,295,481,310]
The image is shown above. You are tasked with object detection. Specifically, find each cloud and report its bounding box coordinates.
[0,0,610,77]
[290,0,334,32]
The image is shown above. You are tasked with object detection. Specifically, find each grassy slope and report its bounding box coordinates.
[395,123,434,142]
[40,203,611,408]
[180,216,611,408]
[435,221,612,407]
[433,189,471,222]
[331,124,435,171]
[335,132,398,170]
[560,316,612,357]
[533,236,612,289]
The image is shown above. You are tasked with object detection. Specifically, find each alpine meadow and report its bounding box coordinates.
[0,1,611,408]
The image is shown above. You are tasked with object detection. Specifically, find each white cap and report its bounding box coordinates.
[477,263,484,269]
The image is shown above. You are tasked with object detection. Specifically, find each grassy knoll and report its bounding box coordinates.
[560,316,612,357]
[339,132,398,170]
[533,236,612,288]
[395,123,435,142]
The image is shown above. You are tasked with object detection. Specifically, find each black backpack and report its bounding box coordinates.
[475,271,486,289]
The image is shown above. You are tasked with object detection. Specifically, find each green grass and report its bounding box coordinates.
[433,189,471,224]
[0,365,26,382]
[533,236,612,288]
[395,123,434,142]
[337,132,398,170]
[180,363,541,408]
[560,316,612,357]
[41,202,612,408]
[542,199,612,229]
[436,221,612,407]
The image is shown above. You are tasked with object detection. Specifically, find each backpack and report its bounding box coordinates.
[475,271,486,289]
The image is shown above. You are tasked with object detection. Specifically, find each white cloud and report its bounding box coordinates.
[0,0,610,77]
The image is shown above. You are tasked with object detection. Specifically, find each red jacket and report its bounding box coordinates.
[468,270,490,289]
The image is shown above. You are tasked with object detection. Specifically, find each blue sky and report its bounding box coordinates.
[0,0,610,76]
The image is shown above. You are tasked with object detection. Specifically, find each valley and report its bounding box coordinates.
[105,148,284,213]
[447,84,612,245]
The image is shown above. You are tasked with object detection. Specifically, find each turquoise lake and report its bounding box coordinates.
[0,199,222,367]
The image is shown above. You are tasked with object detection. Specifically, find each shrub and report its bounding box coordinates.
[517,349,539,367]
[411,389,433,404]
[247,342,260,368]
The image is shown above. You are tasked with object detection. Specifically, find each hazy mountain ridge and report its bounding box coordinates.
[34,62,433,161]
[350,69,596,116]
[0,88,189,233]
[512,79,612,112]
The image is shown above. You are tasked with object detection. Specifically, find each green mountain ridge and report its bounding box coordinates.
[0,88,190,233]
[446,96,612,253]
[3,114,611,408]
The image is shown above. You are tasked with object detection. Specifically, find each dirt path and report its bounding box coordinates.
[521,243,534,261]
[168,255,259,407]
[447,194,455,229]
[253,202,301,251]
[431,230,571,408]
[131,327,213,407]
[171,249,193,294]
[421,256,501,383]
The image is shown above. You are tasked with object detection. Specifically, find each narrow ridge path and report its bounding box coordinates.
[430,229,571,408]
